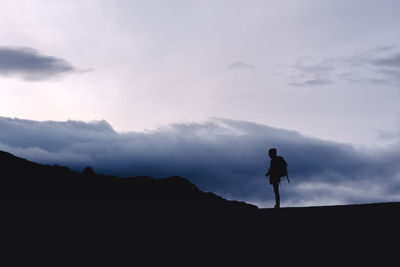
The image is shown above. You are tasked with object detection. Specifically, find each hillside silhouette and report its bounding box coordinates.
[0,150,398,265]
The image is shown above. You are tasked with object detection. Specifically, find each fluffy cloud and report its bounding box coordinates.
[1,116,400,207]
[0,47,75,80]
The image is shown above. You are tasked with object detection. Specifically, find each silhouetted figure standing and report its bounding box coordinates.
[265,148,289,208]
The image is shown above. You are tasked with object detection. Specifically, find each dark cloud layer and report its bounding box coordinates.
[0,47,75,80]
[0,116,399,207]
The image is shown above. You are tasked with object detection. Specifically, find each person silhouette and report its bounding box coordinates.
[265,148,289,208]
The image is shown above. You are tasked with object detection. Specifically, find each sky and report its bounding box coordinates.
[1,0,400,207]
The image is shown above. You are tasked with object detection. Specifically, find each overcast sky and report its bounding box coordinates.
[1,0,400,145]
[1,1,400,207]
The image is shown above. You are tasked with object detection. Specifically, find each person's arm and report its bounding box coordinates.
[265,159,271,176]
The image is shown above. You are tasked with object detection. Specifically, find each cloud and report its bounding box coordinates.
[373,46,396,52]
[373,54,400,68]
[0,46,75,81]
[0,116,400,207]
[227,61,255,71]
[279,46,400,87]
[289,79,332,87]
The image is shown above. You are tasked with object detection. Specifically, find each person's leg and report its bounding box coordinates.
[273,183,280,208]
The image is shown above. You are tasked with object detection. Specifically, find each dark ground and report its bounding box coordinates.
[0,150,398,265]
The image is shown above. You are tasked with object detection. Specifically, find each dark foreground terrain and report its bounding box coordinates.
[0,150,398,265]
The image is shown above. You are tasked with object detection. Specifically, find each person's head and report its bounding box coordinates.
[268,148,277,159]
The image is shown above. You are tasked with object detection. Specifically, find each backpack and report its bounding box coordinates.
[276,156,288,178]
[267,156,289,184]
